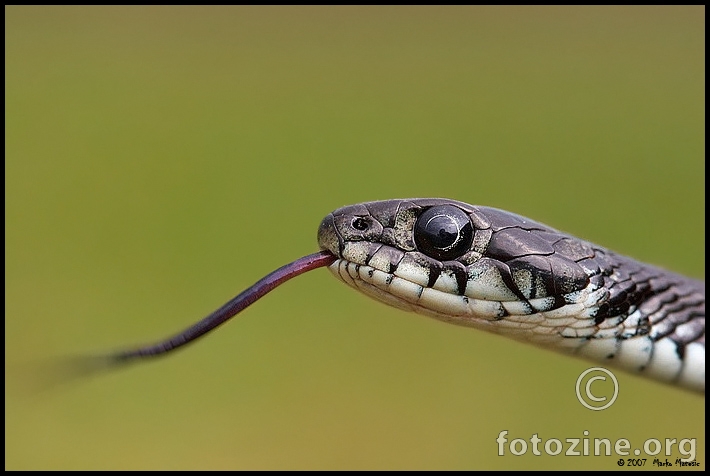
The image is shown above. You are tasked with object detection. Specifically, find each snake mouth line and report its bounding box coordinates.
[329,258,606,339]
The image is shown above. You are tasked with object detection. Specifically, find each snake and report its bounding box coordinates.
[92,198,705,394]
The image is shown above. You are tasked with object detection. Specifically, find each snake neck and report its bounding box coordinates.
[592,249,705,353]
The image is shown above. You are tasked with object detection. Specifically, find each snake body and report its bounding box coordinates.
[317,198,705,393]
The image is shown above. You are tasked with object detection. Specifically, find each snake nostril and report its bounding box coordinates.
[352,217,369,231]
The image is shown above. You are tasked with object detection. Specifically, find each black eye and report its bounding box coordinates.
[352,217,369,231]
[414,205,473,260]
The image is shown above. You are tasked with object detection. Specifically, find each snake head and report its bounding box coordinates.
[317,198,597,330]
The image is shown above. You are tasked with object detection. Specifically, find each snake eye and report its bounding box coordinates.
[414,205,473,261]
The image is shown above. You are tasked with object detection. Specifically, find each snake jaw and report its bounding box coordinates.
[327,256,604,335]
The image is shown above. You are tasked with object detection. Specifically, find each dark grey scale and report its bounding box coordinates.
[588,251,615,278]
[551,237,596,262]
[482,207,548,232]
[317,214,341,254]
[679,290,705,309]
[467,208,492,230]
[380,228,398,248]
[617,257,646,277]
[395,200,424,216]
[529,231,566,246]
[651,312,687,342]
[415,198,477,214]
[364,201,397,228]
[506,254,586,308]
[441,260,469,296]
[646,276,676,296]
[669,311,705,351]
[595,302,611,319]
[630,277,652,300]
[607,252,652,283]
[486,227,556,260]
[673,343,689,360]
[672,278,702,298]
[608,300,632,317]
[589,274,605,289]
[544,254,590,294]
[576,257,603,276]
[654,294,689,317]
[637,288,672,317]
[591,281,611,325]
[332,203,371,218]
[364,243,383,264]
[426,260,442,288]
[655,299,697,332]
[645,289,680,326]
[648,290,684,329]
[506,255,555,299]
[600,280,635,314]
[585,254,654,322]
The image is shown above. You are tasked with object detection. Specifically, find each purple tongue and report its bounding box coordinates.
[106,250,336,365]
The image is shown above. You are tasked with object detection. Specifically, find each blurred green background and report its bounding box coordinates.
[6,6,704,470]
